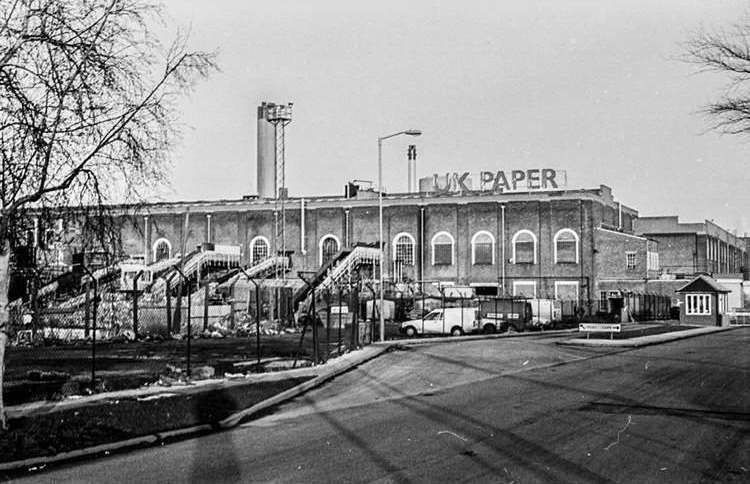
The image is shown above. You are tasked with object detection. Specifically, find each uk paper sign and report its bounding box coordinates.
[421,169,568,194]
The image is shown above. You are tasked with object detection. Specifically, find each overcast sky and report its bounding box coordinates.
[157,0,749,234]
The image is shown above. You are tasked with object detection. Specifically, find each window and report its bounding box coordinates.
[686,294,711,315]
[554,229,579,264]
[431,231,454,265]
[249,236,270,264]
[473,284,499,297]
[512,230,537,264]
[512,281,536,298]
[153,238,172,262]
[393,232,415,266]
[471,231,495,265]
[626,252,637,270]
[319,234,341,266]
[555,281,579,300]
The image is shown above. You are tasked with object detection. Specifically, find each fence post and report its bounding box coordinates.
[421,289,425,334]
[174,278,182,334]
[132,272,141,339]
[255,281,261,367]
[84,282,90,338]
[494,297,498,333]
[325,290,331,362]
[351,281,358,349]
[349,283,360,349]
[187,280,192,378]
[460,296,464,332]
[441,289,445,335]
[32,275,39,339]
[311,286,318,365]
[203,282,209,332]
[92,278,97,387]
[166,277,172,334]
[337,285,342,356]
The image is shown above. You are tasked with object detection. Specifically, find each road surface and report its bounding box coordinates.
[11,329,750,483]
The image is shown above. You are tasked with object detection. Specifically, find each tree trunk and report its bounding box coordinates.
[0,237,11,430]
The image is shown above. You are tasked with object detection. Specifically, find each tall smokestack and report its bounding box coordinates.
[257,102,276,198]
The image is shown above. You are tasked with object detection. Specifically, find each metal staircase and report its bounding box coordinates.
[218,255,291,291]
[293,244,380,313]
[149,247,241,302]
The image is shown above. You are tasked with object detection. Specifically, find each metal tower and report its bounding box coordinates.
[264,102,293,280]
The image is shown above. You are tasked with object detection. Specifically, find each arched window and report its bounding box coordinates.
[319,234,341,266]
[554,229,579,264]
[471,231,495,265]
[153,238,172,262]
[431,231,454,266]
[512,230,537,264]
[393,232,415,266]
[249,236,270,264]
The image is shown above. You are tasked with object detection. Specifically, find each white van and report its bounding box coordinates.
[527,299,562,328]
[400,307,479,337]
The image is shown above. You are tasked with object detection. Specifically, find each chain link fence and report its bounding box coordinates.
[4,268,674,407]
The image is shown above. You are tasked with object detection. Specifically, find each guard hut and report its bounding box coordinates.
[676,275,731,326]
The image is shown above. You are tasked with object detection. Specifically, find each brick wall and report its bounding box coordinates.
[100,193,640,299]
[593,228,649,295]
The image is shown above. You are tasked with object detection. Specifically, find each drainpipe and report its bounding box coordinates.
[420,207,425,291]
[345,208,350,247]
[501,204,506,296]
[580,200,585,304]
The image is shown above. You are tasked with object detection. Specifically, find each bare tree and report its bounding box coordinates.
[687,17,750,135]
[0,0,216,428]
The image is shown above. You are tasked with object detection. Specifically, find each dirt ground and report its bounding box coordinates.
[3,323,373,406]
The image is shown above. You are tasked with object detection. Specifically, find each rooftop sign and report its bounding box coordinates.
[421,169,567,194]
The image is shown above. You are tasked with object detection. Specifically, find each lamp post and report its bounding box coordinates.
[378,129,422,342]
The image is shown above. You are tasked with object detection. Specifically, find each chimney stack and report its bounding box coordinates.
[407,144,417,193]
[256,102,276,198]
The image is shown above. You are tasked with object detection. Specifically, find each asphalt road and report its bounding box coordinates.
[12,329,749,483]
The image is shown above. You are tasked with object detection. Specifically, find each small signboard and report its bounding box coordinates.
[579,323,621,333]
[579,323,621,339]
[486,312,520,320]
[330,306,349,315]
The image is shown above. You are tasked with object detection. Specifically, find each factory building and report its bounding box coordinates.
[104,181,646,303]
[634,216,748,277]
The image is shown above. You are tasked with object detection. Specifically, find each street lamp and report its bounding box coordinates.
[378,129,422,342]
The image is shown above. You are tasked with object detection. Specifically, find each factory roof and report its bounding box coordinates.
[96,184,637,217]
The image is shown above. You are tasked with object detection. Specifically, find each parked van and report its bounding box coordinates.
[477,298,533,333]
[400,307,478,337]
[527,299,562,328]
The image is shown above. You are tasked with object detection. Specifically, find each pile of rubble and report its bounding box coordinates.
[189,316,299,340]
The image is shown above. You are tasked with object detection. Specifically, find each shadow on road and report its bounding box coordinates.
[296,358,609,483]
[190,389,241,483]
